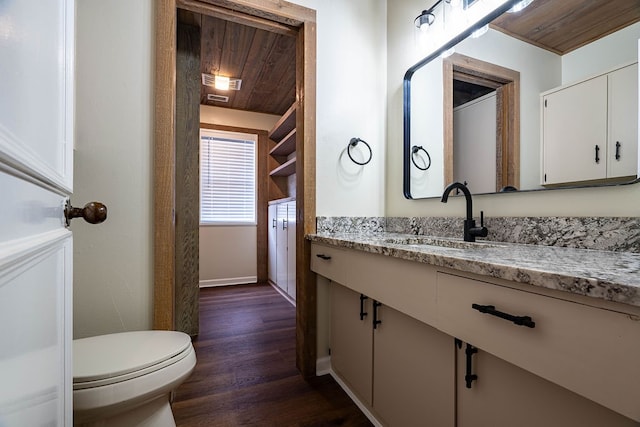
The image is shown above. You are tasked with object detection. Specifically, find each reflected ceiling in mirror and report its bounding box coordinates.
[403,0,640,199]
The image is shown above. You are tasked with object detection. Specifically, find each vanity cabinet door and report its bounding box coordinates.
[456,343,637,427]
[542,75,608,185]
[373,304,454,427]
[330,282,373,406]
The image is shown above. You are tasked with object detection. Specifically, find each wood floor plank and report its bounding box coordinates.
[173,284,372,427]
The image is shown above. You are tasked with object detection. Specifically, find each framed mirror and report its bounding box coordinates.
[403,0,640,199]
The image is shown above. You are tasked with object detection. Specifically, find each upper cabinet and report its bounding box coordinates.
[542,63,638,186]
[268,102,297,200]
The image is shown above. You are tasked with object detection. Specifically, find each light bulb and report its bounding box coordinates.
[214,75,230,91]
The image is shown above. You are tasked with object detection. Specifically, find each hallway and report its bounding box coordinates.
[172,284,372,426]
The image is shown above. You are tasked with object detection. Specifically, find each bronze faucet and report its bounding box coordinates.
[441,182,488,242]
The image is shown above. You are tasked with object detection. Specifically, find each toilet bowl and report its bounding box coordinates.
[73,330,196,427]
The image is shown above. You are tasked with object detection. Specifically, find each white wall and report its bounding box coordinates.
[200,226,258,286]
[386,0,640,217]
[562,22,640,84]
[199,106,279,286]
[290,0,388,217]
[73,0,154,338]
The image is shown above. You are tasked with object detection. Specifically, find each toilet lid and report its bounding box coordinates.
[73,331,192,385]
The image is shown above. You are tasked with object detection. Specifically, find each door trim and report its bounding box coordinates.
[443,53,520,191]
[153,0,317,378]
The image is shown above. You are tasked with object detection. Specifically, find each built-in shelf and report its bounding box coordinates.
[270,157,296,177]
[269,128,296,157]
[269,103,297,141]
[269,101,298,200]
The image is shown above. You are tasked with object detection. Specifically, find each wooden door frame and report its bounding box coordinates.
[154,0,317,378]
[443,53,520,191]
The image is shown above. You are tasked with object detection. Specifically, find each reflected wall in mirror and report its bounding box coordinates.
[403,0,640,199]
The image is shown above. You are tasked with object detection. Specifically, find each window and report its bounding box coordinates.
[200,129,257,225]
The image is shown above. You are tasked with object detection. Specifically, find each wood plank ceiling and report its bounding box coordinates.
[491,0,640,55]
[188,12,297,116]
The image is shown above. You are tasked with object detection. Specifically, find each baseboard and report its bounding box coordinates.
[316,356,331,376]
[328,368,383,427]
[269,281,296,307]
[199,276,257,288]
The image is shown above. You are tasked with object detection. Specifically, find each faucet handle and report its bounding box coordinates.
[480,210,484,227]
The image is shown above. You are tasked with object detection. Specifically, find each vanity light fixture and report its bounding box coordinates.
[508,0,534,13]
[414,0,475,31]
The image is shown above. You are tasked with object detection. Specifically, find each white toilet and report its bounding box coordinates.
[73,330,196,427]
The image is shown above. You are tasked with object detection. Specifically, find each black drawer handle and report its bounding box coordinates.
[316,254,331,260]
[472,303,535,328]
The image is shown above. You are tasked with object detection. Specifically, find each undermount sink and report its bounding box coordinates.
[382,236,506,250]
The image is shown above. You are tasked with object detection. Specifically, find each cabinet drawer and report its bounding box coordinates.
[436,272,640,422]
[310,243,351,286]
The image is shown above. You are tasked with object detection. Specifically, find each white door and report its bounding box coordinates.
[453,92,497,193]
[286,201,296,300]
[267,204,277,284]
[275,202,288,291]
[0,1,75,425]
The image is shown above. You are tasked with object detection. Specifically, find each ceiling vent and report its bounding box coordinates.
[201,73,242,90]
[207,94,229,103]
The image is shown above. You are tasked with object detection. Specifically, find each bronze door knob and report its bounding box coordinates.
[64,201,107,226]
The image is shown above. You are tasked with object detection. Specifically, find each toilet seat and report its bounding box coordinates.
[73,331,192,390]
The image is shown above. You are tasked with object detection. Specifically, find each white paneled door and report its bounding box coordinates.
[0,0,75,425]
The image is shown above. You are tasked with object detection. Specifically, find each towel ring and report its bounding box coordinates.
[347,138,373,166]
[411,145,431,171]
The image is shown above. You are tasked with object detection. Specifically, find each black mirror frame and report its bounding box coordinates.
[401,0,640,199]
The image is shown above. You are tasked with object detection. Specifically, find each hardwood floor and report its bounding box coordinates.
[172,284,372,427]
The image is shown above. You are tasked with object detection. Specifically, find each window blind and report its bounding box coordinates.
[200,131,256,224]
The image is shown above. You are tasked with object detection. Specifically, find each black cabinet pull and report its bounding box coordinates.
[465,344,478,389]
[373,300,382,329]
[315,254,331,260]
[359,294,368,320]
[472,303,536,328]
[616,141,621,160]
[595,144,600,163]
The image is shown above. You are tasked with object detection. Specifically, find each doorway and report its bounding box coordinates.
[153,0,318,378]
[443,53,520,191]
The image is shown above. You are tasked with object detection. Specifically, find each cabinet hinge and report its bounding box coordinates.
[544,99,547,107]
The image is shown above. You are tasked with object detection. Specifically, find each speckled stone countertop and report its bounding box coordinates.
[308,232,640,309]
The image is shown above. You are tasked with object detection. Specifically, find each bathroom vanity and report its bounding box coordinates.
[309,233,640,426]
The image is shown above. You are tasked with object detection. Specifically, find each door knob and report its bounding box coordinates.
[64,200,107,226]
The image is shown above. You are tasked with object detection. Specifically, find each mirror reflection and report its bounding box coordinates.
[404,0,640,199]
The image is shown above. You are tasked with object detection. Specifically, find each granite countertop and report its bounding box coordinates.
[307,232,640,309]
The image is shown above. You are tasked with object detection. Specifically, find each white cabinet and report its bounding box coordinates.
[608,63,639,178]
[268,200,296,300]
[267,204,277,284]
[542,63,638,185]
[330,282,454,427]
